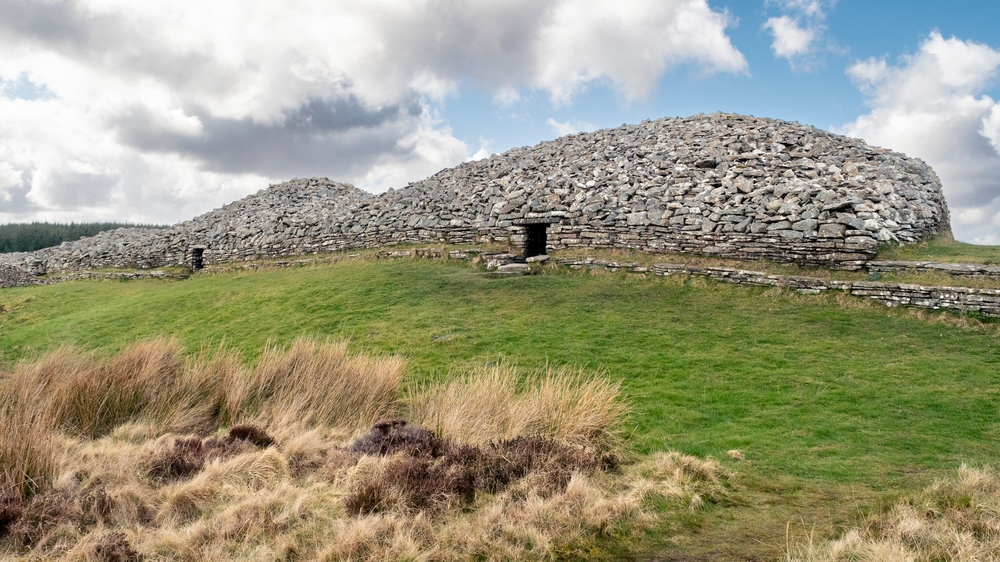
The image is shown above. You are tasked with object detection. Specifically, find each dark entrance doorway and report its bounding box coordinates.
[191,248,204,270]
[524,223,548,258]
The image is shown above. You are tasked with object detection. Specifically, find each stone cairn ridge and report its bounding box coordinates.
[0,112,949,281]
[0,227,170,282]
[0,264,40,288]
[349,113,948,270]
[0,180,371,277]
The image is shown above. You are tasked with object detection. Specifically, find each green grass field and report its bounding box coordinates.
[2,253,999,559]
[876,234,1000,263]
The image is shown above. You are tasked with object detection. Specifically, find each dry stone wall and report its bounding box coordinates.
[0,113,950,280]
[866,260,1000,277]
[557,257,1000,318]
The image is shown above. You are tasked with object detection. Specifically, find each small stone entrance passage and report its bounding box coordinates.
[524,224,548,258]
[190,248,204,270]
[513,217,560,258]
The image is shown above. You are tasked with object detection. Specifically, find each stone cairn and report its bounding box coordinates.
[0,112,950,283]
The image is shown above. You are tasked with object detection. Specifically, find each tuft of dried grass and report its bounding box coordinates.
[62,530,142,562]
[0,340,716,561]
[627,452,732,511]
[0,356,63,501]
[0,338,400,502]
[0,339,221,440]
[405,363,626,449]
[787,464,1000,562]
[0,408,59,503]
[222,339,404,433]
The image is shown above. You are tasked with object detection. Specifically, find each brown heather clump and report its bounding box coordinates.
[341,421,607,515]
[8,488,78,550]
[787,464,1000,562]
[0,495,23,539]
[142,425,275,484]
[90,532,141,562]
[0,339,724,561]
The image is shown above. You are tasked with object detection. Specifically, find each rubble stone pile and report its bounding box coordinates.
[0,264,41,288]
[0,113,951,283]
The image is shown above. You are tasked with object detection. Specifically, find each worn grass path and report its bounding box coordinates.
[2,256,999,558]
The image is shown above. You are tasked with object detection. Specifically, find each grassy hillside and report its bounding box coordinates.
[1,253,999,559]
[875,234,1000,263]
[2,256,998,479]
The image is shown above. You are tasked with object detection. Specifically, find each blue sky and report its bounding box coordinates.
[1,0,999,242]
[444,0,1000,154]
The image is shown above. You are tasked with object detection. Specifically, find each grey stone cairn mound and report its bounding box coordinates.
[0,112,950,280]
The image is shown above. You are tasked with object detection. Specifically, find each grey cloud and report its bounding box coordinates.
[940,150,1000,209]
[0,0,242,96]
[1,166,120,217]
[0,171,39,214]
[112,96,426,178]
[0,0,747,223]
[375,0,553,88]
[0,0,93,48]
[0,0,541,102]
[0,0,548,104]
[42,168,121,208]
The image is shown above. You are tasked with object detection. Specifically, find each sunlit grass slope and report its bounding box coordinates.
[2,257,999,491]
[876,234,1000,263]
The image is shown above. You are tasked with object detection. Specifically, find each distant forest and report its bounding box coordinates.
[0,222,168,253]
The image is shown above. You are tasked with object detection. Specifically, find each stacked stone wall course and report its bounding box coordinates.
[867,260,1000,277]
[555,258,1000,318]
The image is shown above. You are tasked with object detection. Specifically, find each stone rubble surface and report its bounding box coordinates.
[0,113,950,281]
[0,264,41,287]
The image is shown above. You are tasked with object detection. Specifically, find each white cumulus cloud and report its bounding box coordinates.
[770,0,827,18]
[535,0,747,104]
[763,16,816,58]
[0,162,22,202]
[0,0,747,224]
[841,32,1000,244]
[763,0,834,68]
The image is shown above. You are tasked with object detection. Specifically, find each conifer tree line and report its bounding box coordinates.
[0,222,168,253]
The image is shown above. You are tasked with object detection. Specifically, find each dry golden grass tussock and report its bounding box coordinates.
[223,339,404,434]
[0,339,721,561]
[627,452,731,511]
[404,363,626,448]
[787,464,1000,562]
[0,337,401,501]
[0,339,221,441]
[0,409,59,502]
